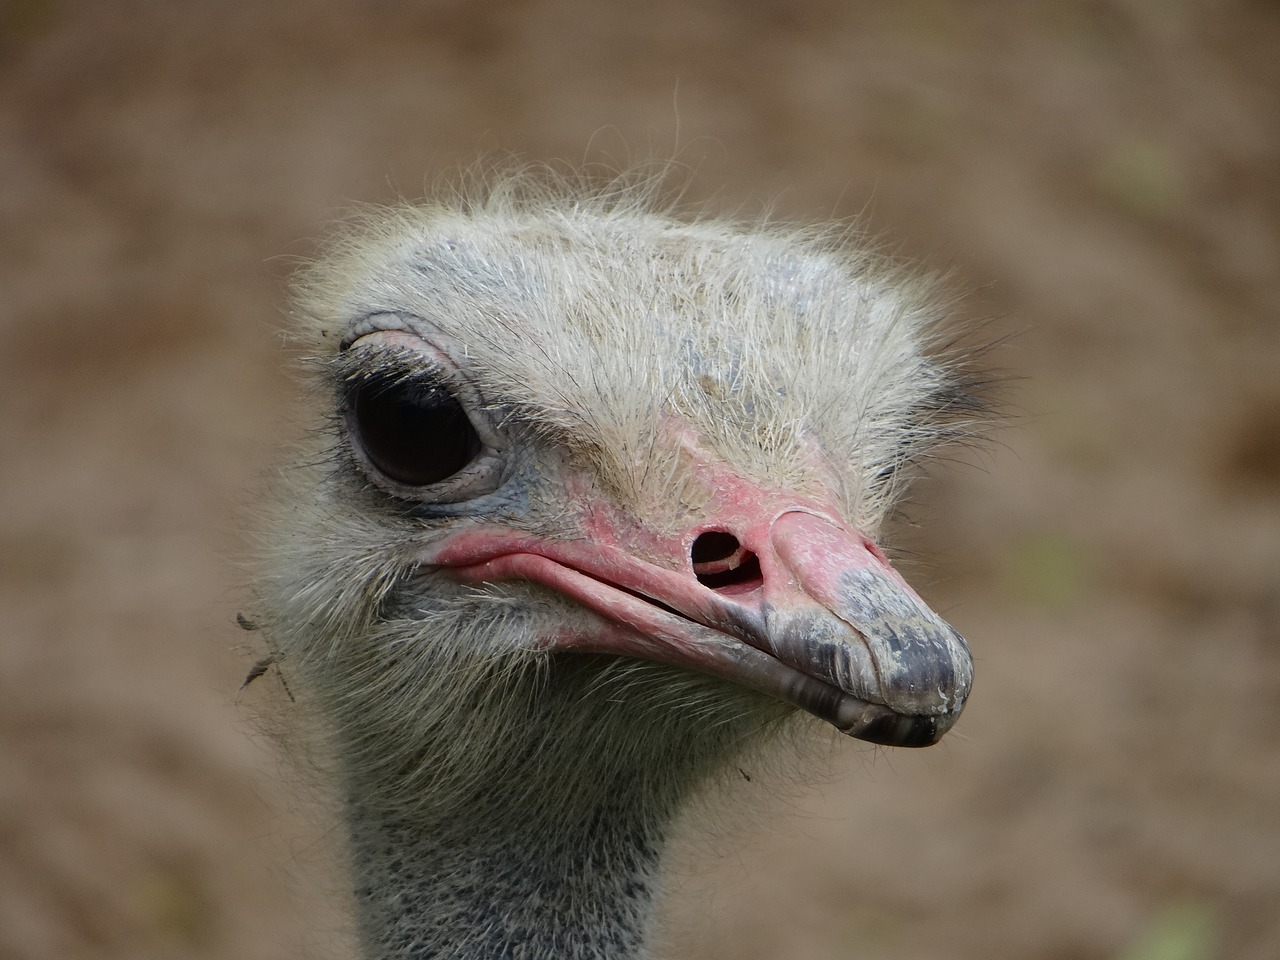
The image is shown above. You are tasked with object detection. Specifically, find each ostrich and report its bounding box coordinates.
[252,174,977,960]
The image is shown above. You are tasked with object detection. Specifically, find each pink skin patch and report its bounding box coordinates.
[420,436,971,746]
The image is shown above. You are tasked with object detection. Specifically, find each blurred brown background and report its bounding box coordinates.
[1,1,1278,958]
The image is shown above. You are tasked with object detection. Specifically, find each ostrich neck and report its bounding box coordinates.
[346,782,670,960]
[317,654,759,958]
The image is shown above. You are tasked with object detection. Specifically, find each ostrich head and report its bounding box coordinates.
[255,175,976,959]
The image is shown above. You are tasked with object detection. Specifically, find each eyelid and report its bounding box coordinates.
[336,348,451,400]
[340,329,504,445]
[340,312,430,350]
[339,329,453,378]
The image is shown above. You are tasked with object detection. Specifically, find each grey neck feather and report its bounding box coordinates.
[348,790,665,960]
[280,593,789,960]
[319,654,777,960]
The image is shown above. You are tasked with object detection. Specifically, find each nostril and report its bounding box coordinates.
[691,531,741,570]
[691,531,763,592]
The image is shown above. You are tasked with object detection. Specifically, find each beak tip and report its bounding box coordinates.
[837,701,963,748]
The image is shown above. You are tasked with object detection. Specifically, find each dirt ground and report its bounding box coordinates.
[1,1,1278,958]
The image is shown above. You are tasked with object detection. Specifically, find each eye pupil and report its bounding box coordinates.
[351,379,482,486]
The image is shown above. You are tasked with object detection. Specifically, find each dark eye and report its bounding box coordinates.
[350,377,483,487]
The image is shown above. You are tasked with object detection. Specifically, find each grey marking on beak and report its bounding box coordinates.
[835,568,972,715]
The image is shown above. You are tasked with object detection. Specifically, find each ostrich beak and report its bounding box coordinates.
[429,509,972,748]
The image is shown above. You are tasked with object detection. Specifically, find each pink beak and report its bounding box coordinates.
[428,505,972,748]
